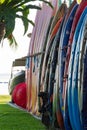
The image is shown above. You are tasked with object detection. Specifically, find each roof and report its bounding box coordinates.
[12,57,26,67]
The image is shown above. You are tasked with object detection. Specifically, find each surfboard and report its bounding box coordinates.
[71,15,87,130]
[26,9,40,111]
[38,1,77,128]
[25,0,87,129]
[48,2,78,129]
[65,0,77,20]
[31,2,57,115]
[32,4,53,114]
[67,0,87,53]
[42,20,61,96]
[41,21,62,127]
[68,7,87,130]
[58,3,78,130]
[50,15,66,129]
[38,3,67,127]
[38,4,67,122]
[78,34,86,117]
[49,2,67,34]
[26,0,58,115]
[81,40,87,129]
[30,5,44,114]
[78,22,87,129]
[39,2,67,95]
[37,0,58,114]
[58,1,78,114]
[31,3,50,115]
[65,1,87,128]
[58,0,77,114]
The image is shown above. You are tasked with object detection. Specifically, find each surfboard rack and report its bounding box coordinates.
[23,52,44,58]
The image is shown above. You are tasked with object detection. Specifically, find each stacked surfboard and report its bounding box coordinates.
[26,0,87,129]
[26,0,58,116]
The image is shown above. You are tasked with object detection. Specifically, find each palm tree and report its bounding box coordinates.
[0,0,52,46]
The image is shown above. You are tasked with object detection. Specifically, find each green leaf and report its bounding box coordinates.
[7,0,24,7]
[16,14,34,35]
[1,0,11,5]
[28,0,53,8]
[14,0,53,9]
[4,11,16,37]
[0,0,6,4]
[15,7,24,13]
[23,4,41,10]
[0,6,16,37]
[22,6,29,34]
[7,34,18,47]
[16,4,30,35]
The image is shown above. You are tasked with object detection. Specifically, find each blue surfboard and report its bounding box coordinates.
[68,7,87,130]
[81,42,87,129]
[72,15,87,130]
[78,36,86,120]
[77,24,87,129]
[58,3,78,130]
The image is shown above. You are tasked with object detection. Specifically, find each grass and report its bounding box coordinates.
[0,95,47,130]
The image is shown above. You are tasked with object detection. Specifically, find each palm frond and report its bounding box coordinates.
[7,34,18,47]
[15,4,41,13]
[22,5,29,35]
[0,6,16,37]
[23,4,41,10]
[16,14,35,34]
[15,8,24,13]
[0,0,11,5]
[6,0,24,7]
[0,0,6,4]
[16,14,35,25]
[0,0,53,46]
[13,0,53,9]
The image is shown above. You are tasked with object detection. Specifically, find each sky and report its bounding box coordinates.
[0,7,37,75]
